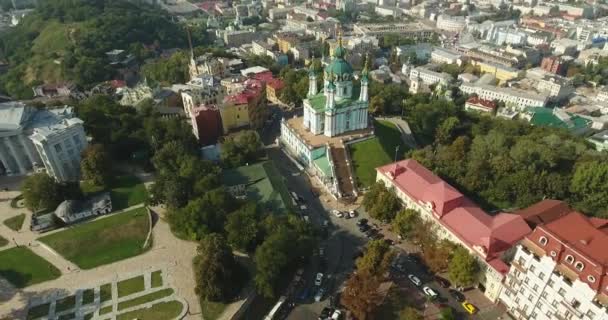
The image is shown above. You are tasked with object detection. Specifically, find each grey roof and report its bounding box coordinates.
[54,200,83,219]
[0,101,32,132]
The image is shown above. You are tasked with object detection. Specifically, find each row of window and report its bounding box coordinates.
[538,236,596,283]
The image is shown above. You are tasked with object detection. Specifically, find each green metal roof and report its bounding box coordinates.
[526,107,591,134]
[313,152,332,178]
[325,58,353,77]
[306,86,361,112]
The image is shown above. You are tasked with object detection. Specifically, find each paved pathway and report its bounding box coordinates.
[377,116,419,148]
[0,203,200,320]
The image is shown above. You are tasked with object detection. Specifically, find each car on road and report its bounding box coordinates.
[356,218,368,226]
[315,273,324,286]
[461,301,478,314]
[323,220,330,228]
[332,210,343,218]
[319,307,333,320]
[422,286,439,299]
[408,274,422,286]
[449,289,465,302]
[331,310,342,320]
[348,210,357,218]
[314,287,326,302]
[435,276,451,288]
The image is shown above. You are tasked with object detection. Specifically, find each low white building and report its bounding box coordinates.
[54,193,112,224]
[408,66,453,94]
[431,48,462,65]
[436,14,466,32]
[460,83,548,110]
[499,205,608,320]
[537,76,574,101]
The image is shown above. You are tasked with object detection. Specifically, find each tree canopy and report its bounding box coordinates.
[448,246,478,287]
[362,182,401,221]
[80,144,111,187]
[21,173,61,212]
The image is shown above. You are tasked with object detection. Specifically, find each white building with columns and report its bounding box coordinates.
[0,102,87,182]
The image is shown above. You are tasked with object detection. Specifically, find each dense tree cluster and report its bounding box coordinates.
[362,182,401,221]
[0,0,195,98]
[220,130,263,168]
[403,94,608,216]
[80,144,111,187]
[141,51,189,86]
[341,240,395,320]
[21,173,62,212]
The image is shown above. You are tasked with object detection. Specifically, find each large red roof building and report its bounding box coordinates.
[376,159,532,301]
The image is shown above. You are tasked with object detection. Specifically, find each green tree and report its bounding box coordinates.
[193,233,245,302]
[254,228,291,298]
[21,173,61,212]
[399,307,423,320]
[356,240,395,275]
[220,130,262,168]
[141,51,189,85]
[435,116,461,145]
[362,182,401,221]
[392,209,420,239]
[80,144,111,187]
[225,202,262,252]
[570,161,608,217]
[440,307,456,320]
[448,246,478,287]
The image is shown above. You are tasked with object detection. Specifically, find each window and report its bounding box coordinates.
[539,272,545,280]
[531,311,537,319]
[588,275,596,283]
[515,297,520,304]
[519,287,525,294]
[558,288,566,297]
[54,143,62,153]
[539,236,548,246]
[518,257,525,266]
[533,284,539,292]
[536,301,542,308]
[541,292,548,299]
[565,310,573,320]
[587,310,596,318]
[575,262,584,271]
[552,300,558,308]
[571,299,580,309]
[565,255,574,264]
[548,279,554,287]
[528,294,533,302]
[530,265,536,273]
[546,311,552,317]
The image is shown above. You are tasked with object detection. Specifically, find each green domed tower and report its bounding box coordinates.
[324,33,354,100]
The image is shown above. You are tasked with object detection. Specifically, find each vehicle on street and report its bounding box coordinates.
[356,218,368,226]
[449,289,465,302]
[422,286,439,299]
[435,276,451,288]
[332,210,343,218]
[348,210,357,218]
[331,310,342,320]
[408,274,422,286]
[315,273,324,286]
[359,224,370,232]
[319,307,333,320]
[319,247,325,257]
[323,220,330,228]
[461,301,478,314]
[303,215,310,223]
[314,287,326,302]
[300,204,307,210]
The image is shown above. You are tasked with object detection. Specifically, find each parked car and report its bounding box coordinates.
[435,276,451,288]
[315,287,326,302]
[319,307,333,320]
[449,289,465,302]
[331,310,342,320]
[332,210,343,218]
[319,247,325,257]
[315,273,324,286]
[348,210,357,218]
[323,220,330,228]
[359,224,370,232]
[422,286,439,299]
[461,301,477,314]
[408,274,422,286]
[356,218,368,226]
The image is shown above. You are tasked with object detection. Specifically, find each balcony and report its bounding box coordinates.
[560,300,584,318]
[511,260,526,273]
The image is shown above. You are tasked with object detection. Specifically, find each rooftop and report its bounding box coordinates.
[525,107,591,133]
[377,159,532,269]
[306,87,361,112]
[515,199,573,228]
[283,116,373,148]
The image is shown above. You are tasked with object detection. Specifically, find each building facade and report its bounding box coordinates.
[461,83,548,110]
[221,78,268,133]
[499,209,608,320]
[0,103,87,182]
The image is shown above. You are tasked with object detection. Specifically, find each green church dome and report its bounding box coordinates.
[324,58,353,79]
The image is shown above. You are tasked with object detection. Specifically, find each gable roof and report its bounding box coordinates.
[377,159,532,265]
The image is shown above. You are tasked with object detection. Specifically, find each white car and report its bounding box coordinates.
[348,210,357,218]
[332,210,343,218]
[315,272,324,286]
[408,274,422,286]
[423,286,439,299]
[319,247,325,257]
[331,310,342,320]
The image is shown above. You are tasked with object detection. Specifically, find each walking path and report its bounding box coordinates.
[0,202,200,320]
[377,116,418,148]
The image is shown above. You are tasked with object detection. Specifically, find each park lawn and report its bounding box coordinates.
[151,270,162,288]
[117,275,145,298]
[3,213,26,231]
[118,288,173,310]
[82,289,95,305]
[0,247,61,288]
[26,302,50,320]
[81,175,148,211]
[0,235,7,247]
[99,305,113,315]
[201,299,228,320]
[38,207,150,269]
[100,283,113,303]
[55,295,75,313]
[349,120,407,188]
[117,300,183,320]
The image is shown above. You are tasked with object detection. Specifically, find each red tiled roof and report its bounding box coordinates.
[224,79,264,105]
[541,212,608,266]
[110,80,126,89]
[377,159,532,272]
[466,97,497,110]
[515,199,572,227]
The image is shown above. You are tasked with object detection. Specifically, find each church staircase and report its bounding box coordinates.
[329,144,356,200]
